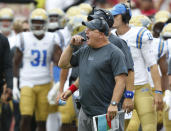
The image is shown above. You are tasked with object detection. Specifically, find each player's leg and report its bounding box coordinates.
[163,96,171,131]
[126,110,140,131]
[135,84,157,131]
[35,83,51,131]
[20,86,36,131]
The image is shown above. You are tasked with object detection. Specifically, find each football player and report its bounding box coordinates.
[162,23,171,131]
[13,8,62,131]
[110,3,163,131]
[130,14,169,130]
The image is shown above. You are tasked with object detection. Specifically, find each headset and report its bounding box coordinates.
[95,9,114,28]
[121,3,131,23]
[96,17,109,36]
[88,8,114,28]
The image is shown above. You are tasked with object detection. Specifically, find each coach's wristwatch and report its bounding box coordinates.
[110,101,118,106]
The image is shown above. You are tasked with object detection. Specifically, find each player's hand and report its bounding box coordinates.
[70,35,84,46]
[13,77,20,101]
[107,105,118,121]
[154,93,163,111]
[56,90,63,105]
[60,90,72,101]
[122,98,134,113]
[1,84,12,103]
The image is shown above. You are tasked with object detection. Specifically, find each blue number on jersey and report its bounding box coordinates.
[31,50,47,66]
[42,50,47,66]
[147,33,153,40]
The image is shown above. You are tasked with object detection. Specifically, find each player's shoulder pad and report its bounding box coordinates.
[135,27,153,49]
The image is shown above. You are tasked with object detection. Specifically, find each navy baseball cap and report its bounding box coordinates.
[82,18,109,36]
[110,3,131,16]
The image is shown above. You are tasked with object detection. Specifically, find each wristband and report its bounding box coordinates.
[154,90,163,95]
[124,91,134,99]
[68,84,78,94]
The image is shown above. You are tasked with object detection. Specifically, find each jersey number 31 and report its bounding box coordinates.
[31,50,47,67]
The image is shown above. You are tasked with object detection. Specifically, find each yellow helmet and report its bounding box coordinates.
[67,15,87,36]
[79,3,92,15]
[48,8,67,30]
[0,8,14,33]
[30,8,48,21]
[48,8,65,16]
[0,8,14,20]
[161,23,171,38]
[66,6,87,17]
[154,10,170,24]
[129,15,152,30]
[29,8,48,36]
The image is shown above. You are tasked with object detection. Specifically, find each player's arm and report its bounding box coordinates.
[59,77,79,102]
[123,70,134,112]
[13,48,23,77]
[168,58,171,91]
[141,31,163,110]
[126,70,134,92]
[52,44,62,66]
[141,31,162,92]
[158,54,169,91]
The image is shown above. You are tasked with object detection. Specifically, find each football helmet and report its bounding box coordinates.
[48,8,66,30]
[67,15,87,36]
[79,3,92,15]
[129,15,152,30]
[154,10,170,24]
[29,8,48,36]
[66,6,87,18]
[0,8,14,33]
[161,23,171,39]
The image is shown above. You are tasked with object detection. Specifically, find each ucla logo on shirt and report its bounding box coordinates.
[88,56,94,61]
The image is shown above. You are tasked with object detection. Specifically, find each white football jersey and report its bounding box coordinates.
[147,38,167,87]
[166,39,171,59]
[16,32,60,88]
[112,27,156,85]
[152,38,168,61]
[7,31,16,49]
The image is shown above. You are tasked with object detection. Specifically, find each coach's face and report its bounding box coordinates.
[85,28,101,47]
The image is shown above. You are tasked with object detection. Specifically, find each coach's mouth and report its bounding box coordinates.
[86,35,89,41]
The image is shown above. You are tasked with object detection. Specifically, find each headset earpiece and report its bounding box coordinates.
[121,4,131,23]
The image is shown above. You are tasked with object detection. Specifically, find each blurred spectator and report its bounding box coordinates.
[13,18,23,34]
[138,0,157,18]
[0,33,13,131]
[154,0,171,11]
[45,0,75,11]
[92,0,127,8]
[22,19,29,32]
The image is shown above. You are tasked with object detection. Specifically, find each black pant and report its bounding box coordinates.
[0,100,21,131]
